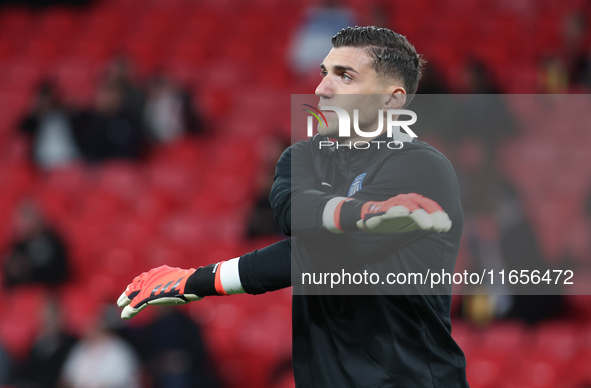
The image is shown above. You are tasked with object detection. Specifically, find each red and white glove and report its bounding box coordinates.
[117,260,244,319]
[323,193,452,234]
[117,266,202,319]
[357,193,452,233]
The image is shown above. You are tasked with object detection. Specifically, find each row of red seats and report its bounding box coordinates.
[455,319,591,388]
[0,0,580,92]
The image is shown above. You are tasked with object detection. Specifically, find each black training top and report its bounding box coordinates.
[238,132,469,388]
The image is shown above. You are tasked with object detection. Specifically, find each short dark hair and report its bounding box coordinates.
[332,26,425,104]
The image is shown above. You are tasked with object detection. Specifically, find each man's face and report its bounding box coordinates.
[315,46,400,139]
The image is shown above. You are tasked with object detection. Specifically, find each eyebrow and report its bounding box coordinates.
[320,64,360,74]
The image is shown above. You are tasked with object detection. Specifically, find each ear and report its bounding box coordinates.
[384,86,407,109]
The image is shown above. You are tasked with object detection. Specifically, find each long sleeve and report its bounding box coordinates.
[269,139,341,235]
[238,239,292,295]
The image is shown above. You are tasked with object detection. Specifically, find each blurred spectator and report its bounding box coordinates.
[20,81,81,170]
[498,202,565,324]
[453,66,515,155]
[72,79,145,162]
[144,75,203,143]
[246,138,288,239]
[562,10,591,87]
[538,56,569,93]
[61,311,141,388]
[289,0,355,74]
[104,57,145,122]
[127,306,220,388]
[246,182,283,239]
[461,166,565,325]
[412,66,455,142]
[13,298,77,388]
[463,61,500,94]
[417,64,449,94]
[0,343,12,385]
[3,200,69,288]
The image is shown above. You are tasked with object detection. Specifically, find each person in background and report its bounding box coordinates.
[104,57,145,123]
[72,78,145,162]
[455,61,515,157]
[13,298,77,388]
[538,56,570,93]
[246,137,289,239]
[143,75,203,144]
[20,81,81,170]
[289,0,355,75]
[417,64,450,94]
[60,308,141,388]
[3,200,69,288]
[0,342,11,386]
[127,306,220,388]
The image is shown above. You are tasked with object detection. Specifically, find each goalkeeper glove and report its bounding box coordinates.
[117,261,239,319]
[323,193,452,234]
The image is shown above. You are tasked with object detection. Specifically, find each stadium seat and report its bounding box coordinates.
[0,287,45,358]
[96,161,145,201]
[481,321,529,360]
[466,351,506,388]
[512,354,566,388]
[50,58,100,106]
[450,320,478,358]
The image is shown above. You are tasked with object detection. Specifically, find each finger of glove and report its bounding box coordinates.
[381,196,419,213]
[392,197,422,212]
[370,207,433,232]
[117,291,132,307]
[145,296,188,306]
[365,215,417,233]
[364,210,414,233]
[121,303,147,320]
[365,206,411,231]
[413,195,444,214]
[408,208,434,230]
[430,211,452,233]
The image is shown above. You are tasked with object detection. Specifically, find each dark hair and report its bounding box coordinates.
[332,26,425,104]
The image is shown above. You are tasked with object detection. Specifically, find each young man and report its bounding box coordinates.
[117,27,469,387]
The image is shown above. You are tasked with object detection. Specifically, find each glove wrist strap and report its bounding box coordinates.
[186,263,223,296]
[186,259,244,296]
[322,197,366,232]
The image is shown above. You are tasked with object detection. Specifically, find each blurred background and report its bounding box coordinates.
[1,0,591,387]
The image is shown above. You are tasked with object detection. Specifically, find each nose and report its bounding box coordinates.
[315,75,333,98]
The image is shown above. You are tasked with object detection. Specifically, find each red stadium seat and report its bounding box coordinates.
[512,354,567,388]
[0,287,45,358]
[0,8,36,52]
[50,58,100,106]
[145,161,202,206]
[480,321,529,360]
[96,161,145,201]
[466,351,507,388]
[450,320,478,358]
[68,31,116,63]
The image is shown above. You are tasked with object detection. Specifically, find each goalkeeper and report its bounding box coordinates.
[118,26,468,387]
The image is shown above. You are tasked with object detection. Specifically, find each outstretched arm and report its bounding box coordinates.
[117,239,291,319]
